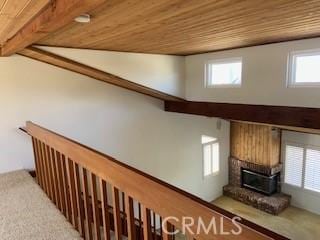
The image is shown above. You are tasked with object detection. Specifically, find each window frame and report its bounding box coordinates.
[202,137,220,178]
[283,141,320,196]
[287,49,320,88]
[204,57,243,88]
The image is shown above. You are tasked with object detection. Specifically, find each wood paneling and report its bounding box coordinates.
[36,0,320,55]
[0,0,50,45]
[18,47,183,101]
[0,0,106,56]
[233,120,320,136]
[231,122,280,167]
[2,0,320,55]
[165,100,320,130]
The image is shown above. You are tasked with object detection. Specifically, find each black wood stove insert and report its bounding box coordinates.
[241,168,278,196]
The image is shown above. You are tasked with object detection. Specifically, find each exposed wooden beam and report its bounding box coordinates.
[0,0,106,56]
[165,101,320,130]
[0,0,50,45]
[18,47,184,102]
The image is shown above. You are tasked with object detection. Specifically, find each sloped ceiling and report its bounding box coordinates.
[36,0,320,55]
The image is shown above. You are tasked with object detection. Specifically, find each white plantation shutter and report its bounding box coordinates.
[284,145,304,187]
[305,149,320,192]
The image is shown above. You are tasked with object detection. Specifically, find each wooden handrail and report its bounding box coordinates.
[25,121,287,240]
[19,127,28,134]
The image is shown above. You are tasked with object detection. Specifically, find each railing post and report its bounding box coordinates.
[82,168,92,239]
[31,137,40,184]
[90,173,101,240]
[142,206,152,240]
[67,158,78,228]
[74,163,85,237]
[125,195,136,240]
[112,186,122,240]
[100,178,111,240]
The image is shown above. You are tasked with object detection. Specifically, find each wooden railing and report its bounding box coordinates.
[25,121,287,240]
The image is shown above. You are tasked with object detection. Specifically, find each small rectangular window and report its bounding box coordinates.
[205,58,242,87]
[202,135,219,177]
[288,49,320,87]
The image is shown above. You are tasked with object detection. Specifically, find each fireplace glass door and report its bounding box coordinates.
[241,169,278,195]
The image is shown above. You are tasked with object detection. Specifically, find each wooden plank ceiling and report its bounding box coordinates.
[0,0,106,56]
[36,0,320,55]
[0,0,50,45]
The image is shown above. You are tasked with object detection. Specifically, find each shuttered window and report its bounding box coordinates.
[284,143,320,193]
[284,145,304,187]
[305,149,320,192]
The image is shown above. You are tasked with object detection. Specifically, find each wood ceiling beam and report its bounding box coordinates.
[165,101,320,131]
[18,47,184,102]
[0,0,106,56]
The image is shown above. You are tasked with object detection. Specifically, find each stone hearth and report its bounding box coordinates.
[223,185,291,215]
[224,157,291,215]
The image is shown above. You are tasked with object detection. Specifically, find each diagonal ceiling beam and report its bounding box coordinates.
[0,0,106,56]
[18,47,184,102]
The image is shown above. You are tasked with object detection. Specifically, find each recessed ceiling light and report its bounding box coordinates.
[74,14,91,23]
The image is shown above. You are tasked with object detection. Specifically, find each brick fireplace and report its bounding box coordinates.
[224,122,291,215]
[228,156,282,188]
[223,157,290,215]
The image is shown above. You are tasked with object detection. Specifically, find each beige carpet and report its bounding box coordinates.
[213,196,320,240]
[0,170,82,240]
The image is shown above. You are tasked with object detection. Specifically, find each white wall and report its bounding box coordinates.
[186,38,320,108]
[282,131,320,215]
[38,46,185,98]
[0,54,228,202]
